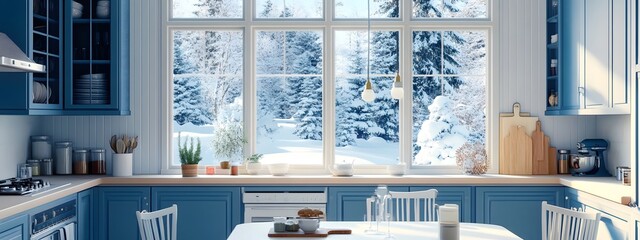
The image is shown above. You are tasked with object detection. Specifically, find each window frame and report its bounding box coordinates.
[162,0,497,175]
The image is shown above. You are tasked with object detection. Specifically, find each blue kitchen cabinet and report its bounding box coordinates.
[475,186,564,240]
[151,187,241,240]
[548,0,630,115]
[77,188,94,240]
[0,214,28,240]
[63,0,130,115]
[96,187,150,240]
[327,186,409,221]
[0,0,64,115]
[409,186,473,222]
[565,188,628,239]
[0,0,130,115]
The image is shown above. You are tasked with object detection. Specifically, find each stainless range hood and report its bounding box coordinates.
[0,32,46,73]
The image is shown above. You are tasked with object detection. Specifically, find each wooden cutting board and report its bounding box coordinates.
[531,121,549,175]
[548,146,557,175]
[268,228,351,238]
[502,125,532,175]
[499,103,538,174]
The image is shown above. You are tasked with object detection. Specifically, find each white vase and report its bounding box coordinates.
[112,153,133,176]
[246,162,262,175]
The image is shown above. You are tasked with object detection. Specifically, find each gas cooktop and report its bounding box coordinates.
[0,178,50,195]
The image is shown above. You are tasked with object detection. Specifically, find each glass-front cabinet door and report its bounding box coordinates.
[31,0,63,110]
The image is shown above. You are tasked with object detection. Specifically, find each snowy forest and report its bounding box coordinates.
[172,0,487,166]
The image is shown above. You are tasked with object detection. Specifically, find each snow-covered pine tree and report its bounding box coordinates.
[336,32,367,146]
[415,96,469,165]
[173,31,213,126]
[287,31,323,140]
[370,31,399,142]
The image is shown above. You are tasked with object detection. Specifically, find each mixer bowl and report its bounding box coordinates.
[570,155,596,173]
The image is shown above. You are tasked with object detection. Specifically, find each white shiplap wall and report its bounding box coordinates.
[0,116,41,179]
[495,0,597,148]
[41,0,163,174]
[39,0,628,174]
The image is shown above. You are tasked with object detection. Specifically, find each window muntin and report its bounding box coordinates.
[256,30,324,165]
[412,0,488,19]
[172,0,243,19]
[171,30,244,166]
[334,0,399,19]
[256,0,323,19]
[334,30,399,165]
[411,30,487,166]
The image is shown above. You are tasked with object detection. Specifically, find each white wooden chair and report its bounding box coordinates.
[389,189,438,221]
[136,204,178,240]
[541,201,601,240]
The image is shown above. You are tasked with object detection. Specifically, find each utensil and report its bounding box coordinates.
[502,125,533,175]
[116,139,125,154]
[110,135,117,153]
[129,136,138,153]
[531,120,549,175]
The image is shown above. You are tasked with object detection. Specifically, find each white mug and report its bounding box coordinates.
[298,218,319,233]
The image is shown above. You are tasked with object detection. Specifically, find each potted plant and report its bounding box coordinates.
[212,121,247,169]
[245,153,263,175]
[178,133,202,177]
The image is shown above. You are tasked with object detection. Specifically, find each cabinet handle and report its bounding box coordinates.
[565,196,568,200]
[578,87,585,95]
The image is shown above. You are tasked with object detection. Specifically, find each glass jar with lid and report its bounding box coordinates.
[27,159,41,176]
[55,141,73,175]
[73,149,89,174]
[31,135,52,160]
[91,148,106,175]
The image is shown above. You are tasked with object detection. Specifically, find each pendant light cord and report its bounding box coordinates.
[367,0,371,82]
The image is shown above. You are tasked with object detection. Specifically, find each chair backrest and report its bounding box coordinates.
[136,204,178,240]
[541,201,601,240]
[389,189,438,222]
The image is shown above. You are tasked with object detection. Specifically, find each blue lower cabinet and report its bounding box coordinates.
[565,188,628,239]
[409,186,473,222]
[77,189,94,240]
[327,186,409,221]
[96,187,151,240]
[151,187,241,240]
[0,214,28,240]
[475,186,564,240]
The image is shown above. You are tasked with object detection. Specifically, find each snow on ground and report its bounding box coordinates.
[173,118,397,166]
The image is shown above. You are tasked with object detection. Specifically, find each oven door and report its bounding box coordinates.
[31,222,75,240]
[244,204,326,223]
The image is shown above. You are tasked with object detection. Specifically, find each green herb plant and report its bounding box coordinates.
[178,132,202,165]
[246,154,264,163]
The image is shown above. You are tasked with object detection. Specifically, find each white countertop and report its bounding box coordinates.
[0,174,632,220]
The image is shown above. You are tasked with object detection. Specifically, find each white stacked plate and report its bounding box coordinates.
[73,73,109,105]
[32,81,52,104]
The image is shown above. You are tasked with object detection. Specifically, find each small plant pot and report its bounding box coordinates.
[220,161,230,169]
[245,162,262,175]
[181,164,198,177]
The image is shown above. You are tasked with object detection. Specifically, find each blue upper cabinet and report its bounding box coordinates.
[0,0,64,115]
[547,0,630,115]
[63,0,130,115]
[0,0,129,115]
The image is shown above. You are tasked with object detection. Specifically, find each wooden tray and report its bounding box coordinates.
[268,228,351,238]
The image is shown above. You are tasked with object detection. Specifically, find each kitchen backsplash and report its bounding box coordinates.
[0,116,41,179]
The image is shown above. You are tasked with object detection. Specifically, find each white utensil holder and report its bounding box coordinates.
[112,153,133,176]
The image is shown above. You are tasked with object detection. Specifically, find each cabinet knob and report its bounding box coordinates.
[578,87,585,95]
[565,196,568,200]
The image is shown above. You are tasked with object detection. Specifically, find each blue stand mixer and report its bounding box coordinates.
[571,139,611,177]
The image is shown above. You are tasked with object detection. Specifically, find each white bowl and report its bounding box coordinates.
[72,8,82,18]
[268,163,289,176]
[72,1,83,10]
[387,164,405,176]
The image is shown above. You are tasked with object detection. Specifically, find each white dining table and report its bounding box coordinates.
[227,221,523,240]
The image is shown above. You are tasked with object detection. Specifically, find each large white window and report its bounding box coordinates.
[166,0,492,174]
